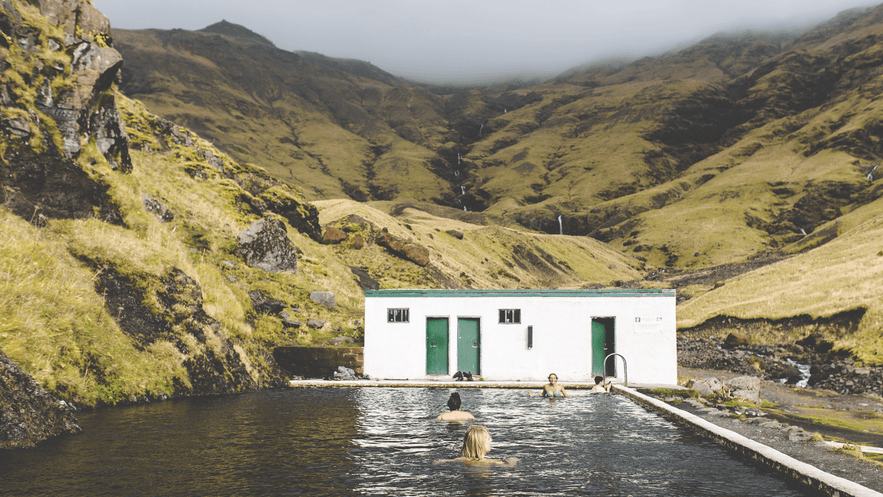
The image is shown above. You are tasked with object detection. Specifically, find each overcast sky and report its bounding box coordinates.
[92,0,876,85]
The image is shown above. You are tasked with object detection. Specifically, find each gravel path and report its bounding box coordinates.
[673,367,883,494]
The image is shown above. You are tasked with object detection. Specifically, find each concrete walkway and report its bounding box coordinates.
[285,379,881,497]
[614,385,881,497]
[286,378,680,390]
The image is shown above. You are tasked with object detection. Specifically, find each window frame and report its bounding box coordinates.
[498,308,521,324]
[387,308,410,323]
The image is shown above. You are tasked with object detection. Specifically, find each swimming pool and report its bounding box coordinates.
[0,388,817,496]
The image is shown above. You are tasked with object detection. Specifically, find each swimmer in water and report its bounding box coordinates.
[434,425,517,466]
[529,373,569,397]
[590,375,611,393]
[436,392,475,421]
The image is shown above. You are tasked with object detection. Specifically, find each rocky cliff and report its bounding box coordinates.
[0,0,313,446]
[0,348,80,448]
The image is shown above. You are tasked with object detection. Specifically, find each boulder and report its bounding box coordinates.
[376,229,430,266]
[142,194,175,222]
[725,375,762,392]
[730,388,761,403]
[235,217,298,273]
[0,348,81,448]
[310,291,336,308]
[321,227,347,245]
[349,234,365,249]
[724,332,749,348]
[307,318,326,329]
[692,377,723,397]
[281,319,301,329]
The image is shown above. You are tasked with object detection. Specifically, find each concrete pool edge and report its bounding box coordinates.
[614,385,883,497]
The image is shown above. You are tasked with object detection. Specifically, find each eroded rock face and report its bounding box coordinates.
[0,0,131,224]
[89,264,285,397]
[348,266,380,291]
[0,348,81,449]
[235,217,298,273]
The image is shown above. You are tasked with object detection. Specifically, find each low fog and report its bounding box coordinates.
[93,0,876,86]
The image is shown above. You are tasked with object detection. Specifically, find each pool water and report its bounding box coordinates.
[0,388,818,496]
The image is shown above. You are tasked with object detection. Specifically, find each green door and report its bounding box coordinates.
[457,318,480,374]
[592,318,615,376]
[426,318,449,375]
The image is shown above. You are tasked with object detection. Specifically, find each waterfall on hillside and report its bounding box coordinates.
[454,170,459,176]
[457,153,460,165]
[461,186,466,195]
[479,124,484,136]
[463,206,467,211]
[558,215,563,235]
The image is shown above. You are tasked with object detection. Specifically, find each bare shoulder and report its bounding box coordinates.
[436,411,474,421]
[473,457,518,467]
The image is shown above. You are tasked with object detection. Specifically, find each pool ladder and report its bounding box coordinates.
[603,353,628,387]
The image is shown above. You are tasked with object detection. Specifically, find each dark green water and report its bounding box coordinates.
[0,388,818,496]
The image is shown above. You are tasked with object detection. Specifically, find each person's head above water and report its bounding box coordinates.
[461,425,493,459]
[548,373,558,383]
[447,392,462,411]
[594,375,604,385]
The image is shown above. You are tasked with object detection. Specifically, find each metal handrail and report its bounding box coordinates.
[604,353,627,387]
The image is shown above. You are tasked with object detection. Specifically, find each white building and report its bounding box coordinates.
[363,289,676,385]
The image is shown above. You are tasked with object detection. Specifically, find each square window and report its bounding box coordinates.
[499,309,521,324]
[387,308,409,323]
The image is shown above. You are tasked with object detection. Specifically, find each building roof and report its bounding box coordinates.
[365,289,675,298]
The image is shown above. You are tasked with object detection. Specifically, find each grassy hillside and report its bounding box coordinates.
[678,231,883,366]
[2,83,646,406]
[112,6,883,275]
[315,199,644,290]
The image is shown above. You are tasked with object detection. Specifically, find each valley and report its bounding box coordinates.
[2,0,883,430]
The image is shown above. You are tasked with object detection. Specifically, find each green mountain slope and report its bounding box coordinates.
[113,7,883,273]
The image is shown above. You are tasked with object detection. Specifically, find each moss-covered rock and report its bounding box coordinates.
[234,216,299,273]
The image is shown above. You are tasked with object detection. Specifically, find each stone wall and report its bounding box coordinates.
[273,347,364,379]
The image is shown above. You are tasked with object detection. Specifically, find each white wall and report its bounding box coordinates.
[364,290,676,385]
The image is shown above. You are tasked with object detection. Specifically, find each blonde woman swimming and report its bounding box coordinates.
[435,425,517,466]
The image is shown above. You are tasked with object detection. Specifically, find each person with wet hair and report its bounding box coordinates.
[591,375,611,393]
[436,392,475,421]
[530,373,569,397]
[435,425,517,466]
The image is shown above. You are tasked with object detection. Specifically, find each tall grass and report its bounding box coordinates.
[0,211,186,405]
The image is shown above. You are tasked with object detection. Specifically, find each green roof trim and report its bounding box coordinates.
[365,289,675,298]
